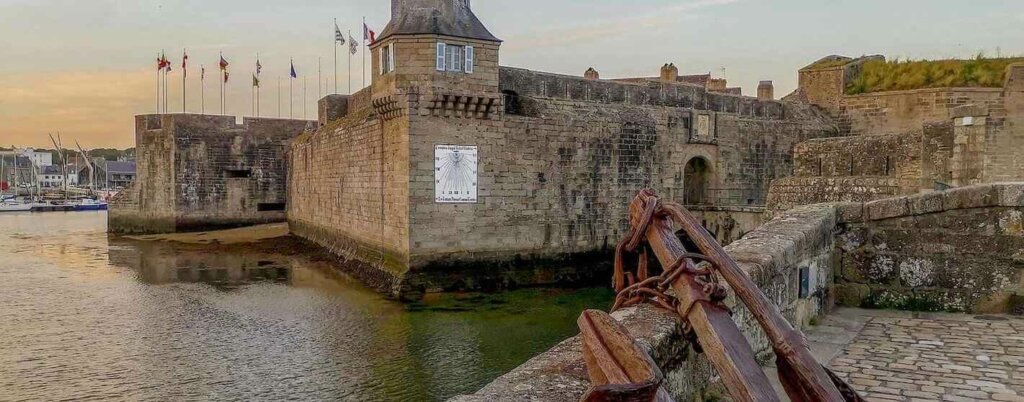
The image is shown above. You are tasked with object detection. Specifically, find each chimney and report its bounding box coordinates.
[584,68,600,80]
[660,63,679,82]
[757,80,775,101]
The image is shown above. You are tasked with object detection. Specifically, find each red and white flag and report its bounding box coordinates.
[182,50,189,77]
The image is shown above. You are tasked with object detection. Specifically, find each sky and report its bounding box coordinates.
[1,0,1022,149]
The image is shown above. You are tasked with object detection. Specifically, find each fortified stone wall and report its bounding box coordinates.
[837,88,1004,137]
[287,104,412,295]
[833,183,1024,313]
[399,68,837,294]
[110,114,314,234]
[454,204,839,402]
[771,62,1024,212]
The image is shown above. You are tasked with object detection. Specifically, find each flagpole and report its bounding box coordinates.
[348,30,353,94]
[278,76,282,118]
[362,17,366,89]
[156,53,160,114]
[304,76,307,120]
[182,49,186,114]
[290,59,294,119]
[318,57,322,102]
[201,65,205,115]
[334,18,338,95]
[222,51,226,114]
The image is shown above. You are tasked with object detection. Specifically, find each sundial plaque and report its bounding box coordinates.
[434,145,478,203]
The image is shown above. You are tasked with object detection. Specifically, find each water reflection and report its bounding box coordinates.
[0,212,613,401]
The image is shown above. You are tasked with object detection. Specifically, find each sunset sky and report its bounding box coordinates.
[1,0,1022,149]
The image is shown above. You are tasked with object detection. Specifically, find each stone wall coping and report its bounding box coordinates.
[453,203,838,401]
[842,183,1024,223]
[843,86,1003,99]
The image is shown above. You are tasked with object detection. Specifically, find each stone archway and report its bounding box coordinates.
[683,157,711,205]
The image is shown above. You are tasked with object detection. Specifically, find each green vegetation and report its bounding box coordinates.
[847,55,1024,95]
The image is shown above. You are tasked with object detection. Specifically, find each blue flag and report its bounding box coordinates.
[290,61,297,78]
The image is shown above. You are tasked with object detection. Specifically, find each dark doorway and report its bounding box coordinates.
[683,157,711,205]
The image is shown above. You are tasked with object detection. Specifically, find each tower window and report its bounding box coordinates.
[436,42,474,73]
[380,44,395,75]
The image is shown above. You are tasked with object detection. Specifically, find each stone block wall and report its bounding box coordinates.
[396,69,837,295]
[792,134,922,192]
[833,183,1024,313]
[767,176,902,215]
[453,204,839,402]
[837,88,1004,137]
[287,107,411,295]
[109,114,314,234]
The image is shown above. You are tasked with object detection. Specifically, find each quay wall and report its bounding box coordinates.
[110,114,315,234]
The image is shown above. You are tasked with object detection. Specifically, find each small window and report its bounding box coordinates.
[436,42,474,74]
[257,203,286,212]
[225,169,252,178]
[503,90,521,115]
[446,45,463,72]
[380,44,395,75]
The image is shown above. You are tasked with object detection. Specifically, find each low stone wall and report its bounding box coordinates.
[766,176,901,215]
[453,204,838,401]
[834,183,1024,313]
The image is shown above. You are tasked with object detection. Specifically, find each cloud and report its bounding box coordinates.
[503,0,742,51]
[0,69,152,148]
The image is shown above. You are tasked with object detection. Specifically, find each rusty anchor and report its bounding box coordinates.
[579,190,864,402]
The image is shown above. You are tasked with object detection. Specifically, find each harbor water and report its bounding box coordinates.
[0,212,613,401]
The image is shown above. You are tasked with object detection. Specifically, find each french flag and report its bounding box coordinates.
[363,22,375,45]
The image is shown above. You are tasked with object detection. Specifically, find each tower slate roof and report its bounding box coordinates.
[379,0,501,43]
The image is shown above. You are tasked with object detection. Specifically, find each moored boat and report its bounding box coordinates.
[0,202,33,213]
[74,199,108,211]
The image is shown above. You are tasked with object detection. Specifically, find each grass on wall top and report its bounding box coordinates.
[846,55,1024,95]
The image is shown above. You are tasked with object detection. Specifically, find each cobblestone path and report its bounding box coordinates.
[826,311,1024,401]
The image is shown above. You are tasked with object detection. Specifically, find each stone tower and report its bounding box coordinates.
[584,67,600,80]
[758,80,775,100]
[371,0,502,97]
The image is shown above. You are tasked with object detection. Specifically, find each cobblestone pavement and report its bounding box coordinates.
[816,309,1024,401]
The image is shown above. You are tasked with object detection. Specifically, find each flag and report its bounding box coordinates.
[159,52,172,72]
[349,34,358,55]
[182,50,188,77]
[335,21,345,45]
[201,65,205,81]
[252,74,260,87]
[256,59,262,76]
[363,22,375,45]
[290,60,298,78]
[219,56,229,71]
[156,55,165,71]
[224,71,230,83]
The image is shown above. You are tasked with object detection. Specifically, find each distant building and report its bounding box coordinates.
[104,161,136,189]
[39,165,78,188]
[17,149,53,168]
[78,159,136,189]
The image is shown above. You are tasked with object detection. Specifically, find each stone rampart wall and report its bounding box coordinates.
[109,114,314,234]
[287,107,411,296]
[833,183,1024,313]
